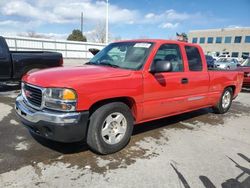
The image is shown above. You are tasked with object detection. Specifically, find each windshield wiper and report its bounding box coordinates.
[85,62,96,65]
[86,61,120,68]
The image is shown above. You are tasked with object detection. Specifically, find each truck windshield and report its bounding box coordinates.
[88,42,154,70]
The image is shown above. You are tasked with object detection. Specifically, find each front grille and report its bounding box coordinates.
[23,84,42,108]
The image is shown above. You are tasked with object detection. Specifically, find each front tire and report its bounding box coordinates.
[86,102,134,154]
[213,87,233,114]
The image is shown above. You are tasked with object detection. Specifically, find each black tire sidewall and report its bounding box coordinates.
[87,102,134,154]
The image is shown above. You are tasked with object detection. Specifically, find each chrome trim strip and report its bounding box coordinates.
[44,97,77,103]
[15,95,81,124]
[188,96,205,101]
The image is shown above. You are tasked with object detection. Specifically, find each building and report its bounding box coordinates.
[188,27,250,58]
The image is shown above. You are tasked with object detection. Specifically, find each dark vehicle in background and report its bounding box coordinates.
[238,58,250,88]
[0,36,63,81]
[205,55,215,69]
[214,58,239,70]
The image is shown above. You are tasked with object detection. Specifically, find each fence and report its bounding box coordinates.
[4,36,106,59]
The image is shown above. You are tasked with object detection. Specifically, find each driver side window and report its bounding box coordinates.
[153,44,184,72]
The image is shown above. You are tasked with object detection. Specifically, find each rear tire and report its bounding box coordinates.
[213,87,233,114]
[86,102,134,154]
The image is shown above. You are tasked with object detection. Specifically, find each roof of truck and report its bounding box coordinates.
[114,39,196,46]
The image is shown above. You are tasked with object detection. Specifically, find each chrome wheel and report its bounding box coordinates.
[101,112,127,145]
[222,91,231,109]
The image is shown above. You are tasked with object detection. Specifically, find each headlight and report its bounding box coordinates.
[44,88,77,111]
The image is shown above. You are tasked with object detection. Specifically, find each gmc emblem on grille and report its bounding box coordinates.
[24,90,32,98]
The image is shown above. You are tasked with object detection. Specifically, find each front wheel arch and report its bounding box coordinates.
[88,97,137,121]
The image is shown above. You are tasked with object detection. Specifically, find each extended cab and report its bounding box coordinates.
[15,40,244,154]
[0,36,63,81]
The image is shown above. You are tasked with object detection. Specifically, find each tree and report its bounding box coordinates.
[18,31,51,39]
[67,29,87,42]
[89,22,121,43]
[91,22,106,43]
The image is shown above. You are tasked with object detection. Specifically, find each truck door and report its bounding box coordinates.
[183,45,210,109]
[142,43,189,120]
[0,37,11,80]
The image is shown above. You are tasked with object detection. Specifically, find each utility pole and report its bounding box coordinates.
[81,12,83,34]
[105,0,109,44]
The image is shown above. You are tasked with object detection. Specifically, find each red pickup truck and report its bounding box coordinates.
[15,40,243,154]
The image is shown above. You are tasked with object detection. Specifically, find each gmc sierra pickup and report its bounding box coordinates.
[15,39,243,154]
[0,36,63,81]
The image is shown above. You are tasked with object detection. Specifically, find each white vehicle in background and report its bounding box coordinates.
[214,58,239,70]
[218,54,231,60]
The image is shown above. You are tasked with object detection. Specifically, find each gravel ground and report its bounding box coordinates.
[0,82,249,188]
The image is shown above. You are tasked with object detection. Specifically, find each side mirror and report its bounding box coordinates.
[89,48,100,56]
[150,60,172,73]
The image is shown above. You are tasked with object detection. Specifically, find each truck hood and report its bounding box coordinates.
[22,65,132,87]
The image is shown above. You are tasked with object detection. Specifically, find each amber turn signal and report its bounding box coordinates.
[62,89,76,100]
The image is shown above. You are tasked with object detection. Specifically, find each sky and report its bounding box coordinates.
[0,0,250,41]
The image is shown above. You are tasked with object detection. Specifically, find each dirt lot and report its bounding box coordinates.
[0,83,249,188]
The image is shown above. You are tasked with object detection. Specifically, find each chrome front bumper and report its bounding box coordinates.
[15,95,81,124]
[15,95,89,143]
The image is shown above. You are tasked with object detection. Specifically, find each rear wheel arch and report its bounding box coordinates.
[226,85,236,96]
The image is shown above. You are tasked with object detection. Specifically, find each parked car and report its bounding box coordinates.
[15,39,243,154]
[238,58,250,88]
[214,58,239,70]
[0,36,63,81]
[205,55,215,69]
[218,54,231,59]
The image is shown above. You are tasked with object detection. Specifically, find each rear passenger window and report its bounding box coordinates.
[153,44,183,72]
[185,46,203,71]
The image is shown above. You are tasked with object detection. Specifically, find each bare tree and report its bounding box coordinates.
[90,22,106,43]
[18,31,51,39]
[88,22,123,43]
